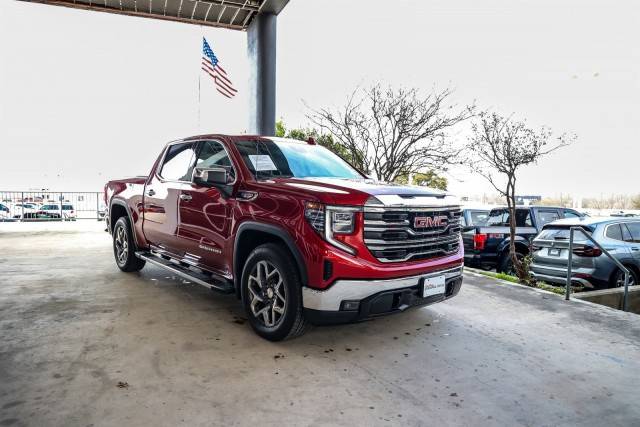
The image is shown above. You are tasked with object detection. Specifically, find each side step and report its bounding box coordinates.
[135,251,234,294]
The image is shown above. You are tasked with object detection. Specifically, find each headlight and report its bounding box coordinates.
[304,201,325,232]
[331,211,354,234]
[304,202,358,255]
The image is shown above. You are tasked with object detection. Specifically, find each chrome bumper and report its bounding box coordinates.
[302,266,463,311]
[530,272,594,287]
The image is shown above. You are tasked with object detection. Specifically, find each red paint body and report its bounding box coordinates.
[105,135,464,290]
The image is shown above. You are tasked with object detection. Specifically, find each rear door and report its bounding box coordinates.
[177,140,237,275]
[142,141,197,257]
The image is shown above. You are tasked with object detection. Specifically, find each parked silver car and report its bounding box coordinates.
[530,217,640,289]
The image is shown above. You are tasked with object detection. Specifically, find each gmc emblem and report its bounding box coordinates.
[414,215,448,229]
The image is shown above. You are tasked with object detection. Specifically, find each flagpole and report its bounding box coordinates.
[198,30,202,132]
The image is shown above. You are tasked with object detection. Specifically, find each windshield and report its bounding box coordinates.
[468,210,489,226]
[537,226,592,242]
[235,139,363,180]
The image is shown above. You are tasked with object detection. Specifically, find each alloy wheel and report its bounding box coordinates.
[616,271,636,287]
[114,225,128,265]
[247,260,286,328]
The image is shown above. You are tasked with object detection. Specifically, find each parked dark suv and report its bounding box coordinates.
[463,206,583,273]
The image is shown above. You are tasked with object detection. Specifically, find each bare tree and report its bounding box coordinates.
[467,112,573,280]
[306,85,473,182]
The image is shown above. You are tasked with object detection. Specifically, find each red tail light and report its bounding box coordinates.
[572,245,602,257]
[473,233,488,251]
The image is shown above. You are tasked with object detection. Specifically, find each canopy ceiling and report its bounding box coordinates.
[20,0,289,30]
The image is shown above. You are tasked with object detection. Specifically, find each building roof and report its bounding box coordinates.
[20,0,289,30]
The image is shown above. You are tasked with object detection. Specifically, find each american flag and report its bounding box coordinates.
[201,37,237,99]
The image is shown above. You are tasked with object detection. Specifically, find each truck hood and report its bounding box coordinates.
[273,177,459,207]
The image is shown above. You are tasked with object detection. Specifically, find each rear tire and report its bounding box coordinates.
[612,268,638,288]
[113,216,145,272]
[241,243,308,341]
[498,252,525,276]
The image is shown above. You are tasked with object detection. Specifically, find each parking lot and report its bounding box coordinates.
[1,224,639,426]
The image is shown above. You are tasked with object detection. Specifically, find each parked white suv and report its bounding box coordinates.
[10,203,39,219]
[37,204,77,220]
[0,203,10,220]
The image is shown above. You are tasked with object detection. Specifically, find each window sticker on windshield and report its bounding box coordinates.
[248,154,278,171]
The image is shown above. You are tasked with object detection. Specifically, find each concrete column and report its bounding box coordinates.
[247,13,277,136]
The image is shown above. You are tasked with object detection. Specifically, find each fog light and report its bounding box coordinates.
[340,300,360,311]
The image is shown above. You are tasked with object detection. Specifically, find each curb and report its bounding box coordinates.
[463,267,635,315]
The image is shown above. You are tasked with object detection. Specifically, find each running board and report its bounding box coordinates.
[135,251,234,294]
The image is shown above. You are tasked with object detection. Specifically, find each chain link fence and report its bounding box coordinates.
[0,191,106,221]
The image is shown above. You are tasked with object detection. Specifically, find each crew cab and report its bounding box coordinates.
[105,135,464,340]
[463,206,583,273]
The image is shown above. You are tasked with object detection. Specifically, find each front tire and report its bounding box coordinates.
[113,216,145,272]
[241,243,308,341]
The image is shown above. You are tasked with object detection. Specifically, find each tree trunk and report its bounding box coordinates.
[507,176,525,280]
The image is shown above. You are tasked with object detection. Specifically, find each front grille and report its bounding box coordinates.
[363,207,461,263]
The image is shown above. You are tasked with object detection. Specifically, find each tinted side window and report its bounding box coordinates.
[194,141,235,182]
[486,209,532,226]
[624,222,640,243]
[487,209,508,226]
[518,210,533,227]
[606,224,623,241]
[537,210,560,227]
[159,143,197,181]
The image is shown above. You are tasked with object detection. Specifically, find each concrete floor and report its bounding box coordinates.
[1,223,639,427]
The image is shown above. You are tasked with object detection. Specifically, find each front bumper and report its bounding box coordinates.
[302,266,463,325]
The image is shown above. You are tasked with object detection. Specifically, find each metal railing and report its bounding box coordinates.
[0,191,105,221]
[565,226,630,312]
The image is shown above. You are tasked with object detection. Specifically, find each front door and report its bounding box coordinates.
[143,141,198,257]
[177,140,236,277]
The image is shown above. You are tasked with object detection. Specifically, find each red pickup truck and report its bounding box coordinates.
[105,135,464,340]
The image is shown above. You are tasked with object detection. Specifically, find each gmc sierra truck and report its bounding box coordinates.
[105,135,464,341]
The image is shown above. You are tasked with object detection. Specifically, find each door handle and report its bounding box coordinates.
[179,194,192,201]
[632,247,640,252]
[147,189,156,197]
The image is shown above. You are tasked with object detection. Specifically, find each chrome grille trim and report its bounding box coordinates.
[363,206,462,263]
[365,234,460,249]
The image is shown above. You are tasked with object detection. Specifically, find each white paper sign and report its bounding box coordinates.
[248,154,278,171]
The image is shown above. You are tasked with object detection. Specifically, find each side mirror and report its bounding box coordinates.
[192,167,229,188]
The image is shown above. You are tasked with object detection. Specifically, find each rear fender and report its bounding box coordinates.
[497,236,531,257]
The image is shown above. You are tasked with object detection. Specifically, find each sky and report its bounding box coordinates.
[0,0,639,198]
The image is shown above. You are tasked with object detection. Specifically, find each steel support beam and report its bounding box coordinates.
[247,12,276,136]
